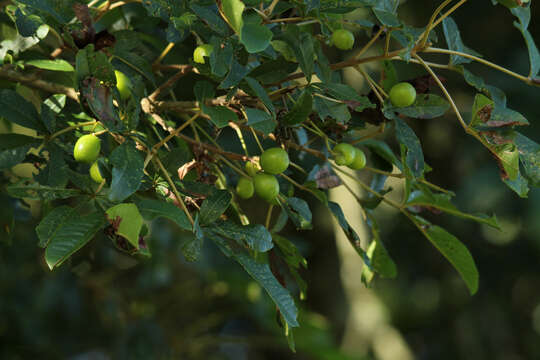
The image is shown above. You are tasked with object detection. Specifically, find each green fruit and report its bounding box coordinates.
[245,161,259,177]
[236,177,254,199]
[193,44,214,64]
[260,147,289,175]
[332,29,355,50]
[90,161,105,183]
[348,148,367,170]
[115,70,132,100]
[74,134,101,163]
[333,143,356,166]
[253,173,280,202]
[389,82,417,108]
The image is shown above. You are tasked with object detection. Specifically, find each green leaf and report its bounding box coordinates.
[245,77,275,115]
[313,96,350,124]
[283,26,315,82]
[0,134,38,170]
[219,59,250,89]
[105,203,144,249]
[245,107,277,135]
[136,198,192,231]
[283,90,313,126]
[202,105,238,128]
[406,190,500,229]
[442,17,482,66]
[209,221,274,252]
[513,8,540,78]
[13,8,44,37]
[515,132,540,186]
[393,117,424,178]
[75,45,116,85]
[284,197,312,230]
[108,141,144,202]
[362,214,397,285]
[372,8,400,27]
[241,23,273,53]
[381,60,398,93]
[17,0,75,24]
[36,205,76,248]
[221,0,244,33]
[45,211,107,270]
[327,201,369,264]
[190,4,229,36]
[387,94,450,119]
[410,215,479,295]
[210,234,298,327]
[199,190,232,225]
[312,82,365,102]
[25,59,74,72]
[0,89,44,131]
[7,182,80,200]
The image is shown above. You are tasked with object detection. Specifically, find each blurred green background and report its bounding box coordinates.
[1,1,540,359]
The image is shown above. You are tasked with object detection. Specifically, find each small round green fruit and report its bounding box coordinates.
[332,29,355,50]
[74,134,101,163]
[389,82,417,108]
[260,147,290,175]
[348,148,367,170]
[90,161,105,183]
[253,173,280,202]
[333,143,356,166]
[115,70,132,100]
[236,177,254,199]
[193,44,214,64]
[245,161,259,177]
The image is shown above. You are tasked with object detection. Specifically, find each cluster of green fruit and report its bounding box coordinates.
[236,147,289,203]
[73,134,104,184]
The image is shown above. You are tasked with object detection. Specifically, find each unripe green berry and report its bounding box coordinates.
[236,177,254,199]
[348,148,367,170]
[115,70,132,100]
[245,161,259,177]
[332,29,355,50]
[260,147,289,175]
[193,44,214,64]
[90,161,105,183]
[389,82,417,108]
[253,173,280,202]
[333,143,356,166]
[74,134,101,163]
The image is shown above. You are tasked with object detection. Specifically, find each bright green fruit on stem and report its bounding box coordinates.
[497,0,528,7]
[332,29,355,50]
[245,161,259,177]
[348,148,367,170]
[193,44,214,64]
[260,147,290,175]
[389,82,417,108]
[115,70,132,100]
[333,143,356,166]
[253,173,280,202]
[74,134,101,163]
[89,161,104,183]
[236,177,254,199]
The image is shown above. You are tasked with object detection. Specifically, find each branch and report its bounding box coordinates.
[0,66,78,101]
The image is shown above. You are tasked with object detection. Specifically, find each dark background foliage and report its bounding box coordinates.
[1,1,539,359]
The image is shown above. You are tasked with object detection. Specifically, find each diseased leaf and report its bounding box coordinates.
[105,203,144,249]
